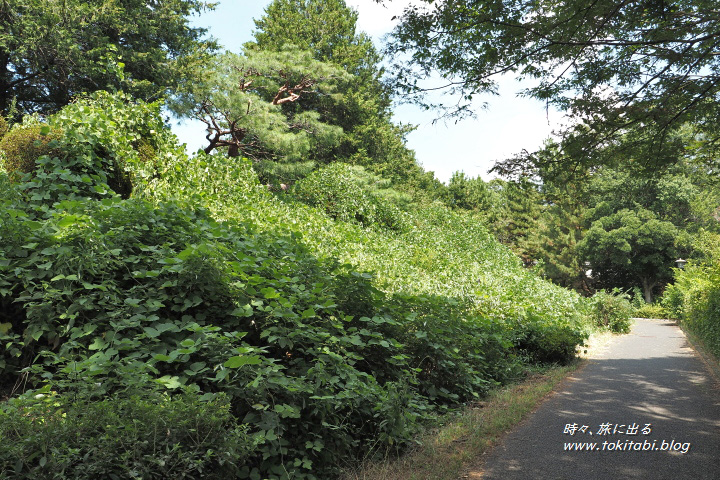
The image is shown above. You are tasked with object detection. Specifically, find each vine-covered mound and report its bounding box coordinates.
[1,92,594,479]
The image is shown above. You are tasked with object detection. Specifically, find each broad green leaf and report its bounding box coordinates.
[124,298,142,307]
[88,337,106,350]
[143,327,160,338]
[231,304,254,317]
[224,355,262,368]
[261,287,280,299]
[56,216,81,228]
[156,375,183,389]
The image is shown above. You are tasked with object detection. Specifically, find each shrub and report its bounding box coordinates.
[373,197,406,231]
[0,117,8,139]
[0,193,424,479]
[1,94,597,479]
[49,91,183,199]
[510,312,588,364]
[0,92,182,203]
[0,169,18,205]
[0,123,64,180]
[629,286,646,310]
[633,303,667,319]
[683,280,720,357]
[0,392,252,479]
[383,293,521,404]
[293,163,407,231]
[661,283,684,320]
[589,290,633,333]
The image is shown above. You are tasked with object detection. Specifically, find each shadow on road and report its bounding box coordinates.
[480,319,720,480]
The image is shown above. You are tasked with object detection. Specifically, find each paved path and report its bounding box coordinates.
[478,318,720,480]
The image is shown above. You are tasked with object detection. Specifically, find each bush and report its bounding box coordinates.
[683,280,720,357]
[0,392,252,479]
[661,283,684,320]
[0,169,18,205]
[634,303,667,319]
[589,290,633,333]
[0,117,8,139]
[293,163,407,231]
[0,193,424,479]
[0,123,64,180]
[49,91,182,198]
[511,315,588,363]
[629,286,646,310]
[383,293,521,404]
[0,92,182,203]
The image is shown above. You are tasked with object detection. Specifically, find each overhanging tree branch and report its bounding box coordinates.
[386,0,720,175]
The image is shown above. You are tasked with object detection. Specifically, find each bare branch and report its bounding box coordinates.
[272,75,317,105]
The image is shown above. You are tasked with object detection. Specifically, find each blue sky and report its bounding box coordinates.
[172,0,561,183]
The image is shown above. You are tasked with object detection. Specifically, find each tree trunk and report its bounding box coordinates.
[641,277,657,304]
[0,51,9,114]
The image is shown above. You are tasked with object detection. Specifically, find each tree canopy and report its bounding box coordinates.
[578,208,688,303]
[441,135,714,300]
[0,0,216,116]
[252,0,381,79]
[385,0,720,176]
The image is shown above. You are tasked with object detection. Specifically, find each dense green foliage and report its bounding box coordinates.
[444,174,546,269]
[0,0,216,116]
[578,208,688,304]
[5,1,689,477]
[662,232,720,357]
[181,47,347,175]
[252,0,379,77]
[1,0,716,478]
[588,291,633,334]
[633,303,668,320]
[0,92,597,479]
[293,163,407,231]
[250,0,422,183]
[0,122,64,180]
[442,136,714,304]
[1,392,250,479]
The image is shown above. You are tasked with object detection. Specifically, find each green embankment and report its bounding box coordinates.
[1,93,601,479]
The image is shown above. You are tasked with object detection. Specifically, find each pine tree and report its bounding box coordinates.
[249,0,430,189]
[186,47,347,183]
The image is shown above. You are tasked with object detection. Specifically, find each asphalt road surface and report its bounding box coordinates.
[479,318,720,480]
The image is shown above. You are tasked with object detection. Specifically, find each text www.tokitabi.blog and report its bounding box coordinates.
[564,439,691,454]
